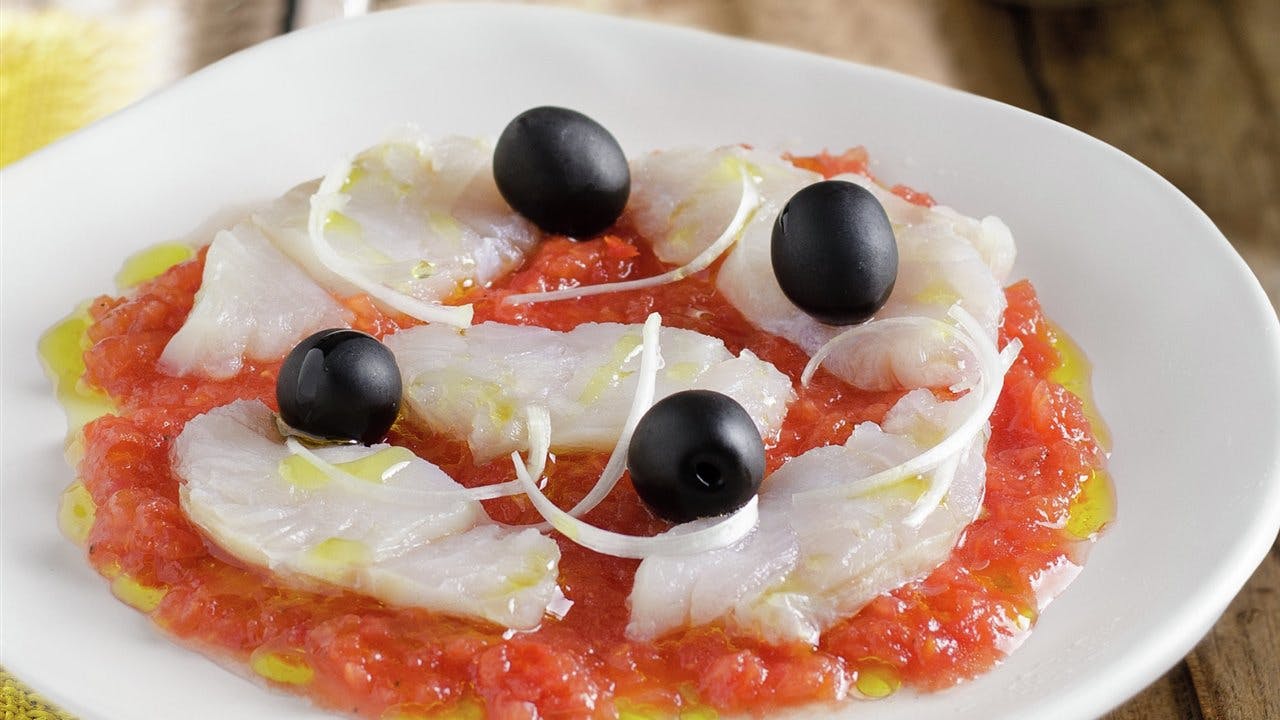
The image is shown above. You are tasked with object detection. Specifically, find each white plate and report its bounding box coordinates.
[3,4,1278,719]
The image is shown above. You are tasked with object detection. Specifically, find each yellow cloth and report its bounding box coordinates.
[2,666,76,720]
[0,9,155,167]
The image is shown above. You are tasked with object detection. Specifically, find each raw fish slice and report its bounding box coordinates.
[835,174,1009,337]
[626,493,799,641]
[159,223,351,379]
[800,176,1011,390]
[629,146,1015,391]
[627,389,986,643]
[630,147,819,266]
[256,135,541,305]
[386,321,794,463]
[174,399,561,629]
[629,147,834,359]
[716,170,1010,391]
[743,390,987,643]
[365,526,560,624]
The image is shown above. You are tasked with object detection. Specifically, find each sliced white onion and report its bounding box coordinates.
[564,312,663,518]
[898,324,1024,528]
[793,306,1022,525]
[523,404,553,488]
[512,451,760,560]
[901,444,962,527]
[799,315,959,388]
[283,437,523,501]
[503,164,761,305]
[308,160,473,328]
[998,341,1022,373]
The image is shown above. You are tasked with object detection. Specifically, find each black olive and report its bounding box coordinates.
[770,180,898,325]
[276,329,402,446]
[493,106,630,238]
[626,390,766,523]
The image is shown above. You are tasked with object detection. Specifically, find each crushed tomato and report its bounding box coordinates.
[71,157,1108,719]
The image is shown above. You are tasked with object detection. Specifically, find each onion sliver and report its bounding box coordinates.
[564,312,663,518]
[503,163,761,305]
[308,160,473,328]
[511,426,761,559]
[793,306,1021,521]
[799,316,961,388]
[284,437,523,501]
[901,445,963,527]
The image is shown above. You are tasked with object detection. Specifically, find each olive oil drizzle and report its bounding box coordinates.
[1043,320,1116,539]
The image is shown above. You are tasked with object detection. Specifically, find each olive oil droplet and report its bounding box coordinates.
[853,661,901,699]
[58,480,96,545]
[38,305,115,433]
[114,242,194,290]
[1046,320,1112,451]
[1065,469,1116,540]
[250,647,315,686]
[110,574,168,612]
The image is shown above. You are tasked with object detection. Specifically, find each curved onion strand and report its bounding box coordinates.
[901,446,963,527]
[793,306,1021,521]
[799,316,958,388]
[504,166,760,305]
[308,160,473,328]
[511,408,760,559]
[564,312,663,518]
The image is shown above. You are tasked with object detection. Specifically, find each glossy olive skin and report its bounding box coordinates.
[771,180,898,325]
[626,390,766,523]
[276,329,402,446]
[493,106,630,238]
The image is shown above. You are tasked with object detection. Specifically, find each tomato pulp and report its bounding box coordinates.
[65,152,1111,719]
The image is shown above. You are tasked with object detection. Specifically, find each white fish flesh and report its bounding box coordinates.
[385,321,795,462]
[629,146,1016,390]
[163,134,542,378]
[159,223,351,379]
[256,134,541,305]
[174,399,562,629]
[628,387,986,643]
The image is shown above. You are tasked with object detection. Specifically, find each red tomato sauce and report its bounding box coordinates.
[72,155,1109,719]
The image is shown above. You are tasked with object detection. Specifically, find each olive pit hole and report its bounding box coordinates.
[693,461,724,490]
